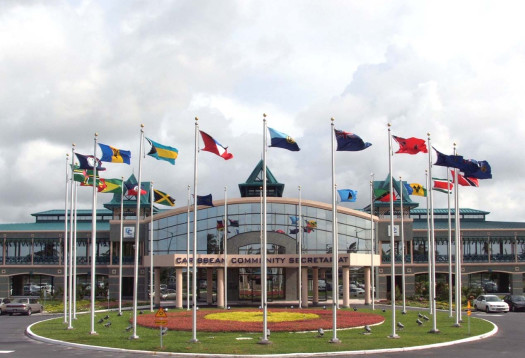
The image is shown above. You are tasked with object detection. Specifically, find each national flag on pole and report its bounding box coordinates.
[305,220,317,233]
[153,189,176,206]
[199,131,233,160]
[407,183,427,197]
[146,138,179,165]
[124,174,146,196]
[289,216,299,225]
[81,176,107,192]
[433,148,466,170]
[100,178,124,193]
[403,182,414,195]
[451,170,480,187]
[72,166,89,184]
[374,188,397,202]
[334,129,372,151]
[392,135,428,154]
[432,177,454,194]
[197,194,214,207]
[98,143,131,164]
[74,153,106,171]
[461,159,492,179]
[268,127,300,151]
[337,189,357,202]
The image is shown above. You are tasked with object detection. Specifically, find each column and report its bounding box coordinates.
[217,268,225,308]
[206,268,213,305]
[312,267,319,306]
[154,267,161,307]
[176,268,183,309]
[301,267,309,308]
[364,266,371,305]
[342,267,350,308]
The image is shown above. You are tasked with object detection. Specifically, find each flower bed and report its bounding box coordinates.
[136,308,384,332]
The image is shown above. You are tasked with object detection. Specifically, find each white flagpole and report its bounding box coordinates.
[63,153,70,325]
[259,114,270,344]
[260,186,263,311]
[298,185,302,308]
[370,173,375,310]
[427,134,439,333]
[131,125,144,340]
[89,133,98,335]
[68,145,75,329]
[453,143,462,327]
[330,118,340,343]
[447,169,453,318]
[191,118,199,343]
[387,123,398,339]
[186,185,191,311]
[224,186,228,309]
[118,177,124,316]
[150,181,154,312]
[73,180,78,320]
[400,177,406,314]
[426,169,432,315]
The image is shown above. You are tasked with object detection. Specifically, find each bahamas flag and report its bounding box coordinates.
[268,127,300,151]
[98,143,131,164]
[146,138,179,165]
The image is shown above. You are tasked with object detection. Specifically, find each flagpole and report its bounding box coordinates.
[427,133,439,333]
[68,145,75,329]
[73,180,78,320]
[150,181,154,312]
[329,118,340,343]
[425,169,432,315]
[63,153,70,325]
[187,185,191,311]
[298,185,302,309]
[224,186,228,309]
[260,185,263,311]
[453,143,462,327]
[118,177,124,316]
[191,117,199,343]
[89,133,98,335]
[447,169,453,318]
[259,114,270,345]
[131,125,144,340]
[387,123,398,339]
[399,177,406,314]
[370,173,375,310]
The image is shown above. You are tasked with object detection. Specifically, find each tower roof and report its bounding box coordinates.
[238,160,284,197]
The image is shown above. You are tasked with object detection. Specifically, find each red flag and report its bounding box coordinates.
[432,178,453,193]
[451,170,479,187]
[127,185,146,196]
[393,135,428,154]
[379,193,397,202]
[199,131,234,160]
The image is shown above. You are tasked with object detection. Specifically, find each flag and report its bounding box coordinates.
[100,178,124,193]
[72,166,89,184]
[289,228,299,235]
[153,189,176,206]
[98,143,131,164]
[305,220,317,233]
[433,178,453,194]
[408,183,427,197]
[334,129,372,151]
[392,135,428,154]
[337,189,357,202]
[228,219,239,227]
[199,131,233,160]
[378,192,397,202]
[216,220,225,231]
[289,216,299,225]
[403,182,414,195]
[146,138,178,165]
[373,188,389,201]
[197,194,214,207]
[461,159,492,179]
[74,153,106,171]
[451,170,480,187]
[81,176,107,192]
[124,175,146,196]
[268,127,300,151]
[433,148,465,170]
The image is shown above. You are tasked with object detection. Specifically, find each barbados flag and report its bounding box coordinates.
[99,143,131,164]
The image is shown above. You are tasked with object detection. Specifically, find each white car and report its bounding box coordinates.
[474,294,509,313]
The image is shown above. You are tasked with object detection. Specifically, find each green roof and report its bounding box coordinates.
[239,160,284,197]
[411,208,490,215]
[0,221,110,232]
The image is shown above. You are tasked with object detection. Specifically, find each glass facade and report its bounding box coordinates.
[150,200,372,256]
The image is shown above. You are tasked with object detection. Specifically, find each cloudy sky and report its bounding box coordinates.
[1,0,524,224]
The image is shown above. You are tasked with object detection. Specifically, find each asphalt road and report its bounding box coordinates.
[0,309,523,357]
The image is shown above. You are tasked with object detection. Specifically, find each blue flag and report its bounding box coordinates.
[197,194,214,207]
[337,189,357,202]
[289,216,299,225]
[433,148,466,170]
[403,182,414,195]
[335,129,372,151]
[74,153,106,171]
[99,143,131,164]
[268,127,300,151]
[147,138,178,165]
[461,159,492,179]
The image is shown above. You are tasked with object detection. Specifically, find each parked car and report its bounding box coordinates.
[473,294,509,313]
[483,281,498,293]
[503,295,525,312]
[0,297,11,315]
[5,297,43,316]
[161,289,176,300]
[350,287,365,297]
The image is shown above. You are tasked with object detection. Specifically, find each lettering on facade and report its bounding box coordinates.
[172,255,349,267]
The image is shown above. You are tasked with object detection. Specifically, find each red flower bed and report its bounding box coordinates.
[136,308,384,332]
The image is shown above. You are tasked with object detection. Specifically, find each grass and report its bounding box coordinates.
[30,307,493,355]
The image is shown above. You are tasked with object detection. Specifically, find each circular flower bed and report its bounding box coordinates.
[136,308,384,332]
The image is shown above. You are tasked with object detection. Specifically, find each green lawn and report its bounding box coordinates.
[30,308,493,355]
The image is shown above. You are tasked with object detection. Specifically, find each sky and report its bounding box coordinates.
[1,0,524,224]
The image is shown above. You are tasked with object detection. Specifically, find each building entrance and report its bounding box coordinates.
[238,268,285,302]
